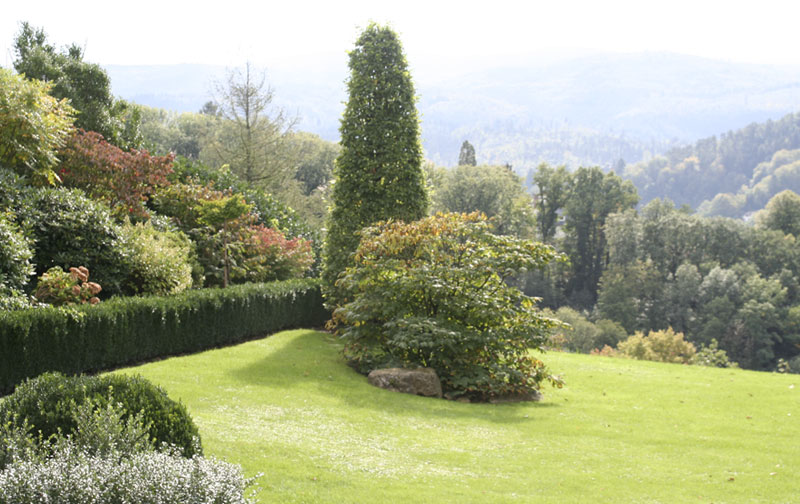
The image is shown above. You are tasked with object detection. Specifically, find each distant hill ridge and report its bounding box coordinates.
[105,52,800,171]
[623,110,800,217]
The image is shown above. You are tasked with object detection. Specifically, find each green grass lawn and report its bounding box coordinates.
[115,329,799,503]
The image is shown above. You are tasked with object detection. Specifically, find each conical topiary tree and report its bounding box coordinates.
[322,23,428,307]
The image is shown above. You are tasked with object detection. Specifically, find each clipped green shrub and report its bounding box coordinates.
[0,279,327,393]
[0,372,201,457]
[0,395,151,468]
[333,212,563,401]
[117,221,194,295]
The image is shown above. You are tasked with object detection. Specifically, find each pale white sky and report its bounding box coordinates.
[2,0,799,73]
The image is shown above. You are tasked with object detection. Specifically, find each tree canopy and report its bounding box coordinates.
[13,22,141,149]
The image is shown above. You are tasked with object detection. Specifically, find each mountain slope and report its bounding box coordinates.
[105,52,800,171]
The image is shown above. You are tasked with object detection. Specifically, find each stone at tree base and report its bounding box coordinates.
[367,367,443,398]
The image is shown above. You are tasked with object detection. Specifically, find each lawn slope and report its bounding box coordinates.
[115,329,799,503]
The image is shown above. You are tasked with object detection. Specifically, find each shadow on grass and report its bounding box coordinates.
[227,329,560,424]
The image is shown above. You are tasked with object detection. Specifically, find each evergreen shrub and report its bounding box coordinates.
[0,279,327,393]
[0,372,200,459]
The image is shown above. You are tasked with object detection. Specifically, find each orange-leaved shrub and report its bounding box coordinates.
[34,266,101,306]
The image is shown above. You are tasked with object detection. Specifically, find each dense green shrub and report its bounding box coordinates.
[333,212,563,401]
[0,293,38,311]
[0,372,201,457]
[548,308,628,353]
[117,221,194,295]
[1,390,151,468]
[0,279,327,393]
[16,187,128,295]
[0,168,27,209]
[0,399,254,504]
[691,339,739,368]
[0,212,34,293]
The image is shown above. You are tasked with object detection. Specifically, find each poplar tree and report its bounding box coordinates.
[322,23,428,306]
[458,140,476,166]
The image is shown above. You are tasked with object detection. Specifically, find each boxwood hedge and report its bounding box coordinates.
[0,279,327,394]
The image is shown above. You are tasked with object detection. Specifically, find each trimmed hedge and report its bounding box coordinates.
[0,279,328,394]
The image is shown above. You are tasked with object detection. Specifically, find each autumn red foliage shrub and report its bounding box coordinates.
[237,224,314,283]
[58,130,173,219]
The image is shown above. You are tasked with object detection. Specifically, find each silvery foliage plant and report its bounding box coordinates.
[0,399,258,503]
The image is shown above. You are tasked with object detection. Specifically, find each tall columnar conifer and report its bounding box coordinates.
[322,23,428,306]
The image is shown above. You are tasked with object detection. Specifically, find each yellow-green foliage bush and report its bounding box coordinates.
[617,327,696,364]
[118,221,193,296]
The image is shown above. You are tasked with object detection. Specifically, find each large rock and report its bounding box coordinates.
[367,367,443,398]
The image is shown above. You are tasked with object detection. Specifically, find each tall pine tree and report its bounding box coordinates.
[322,23,428,307]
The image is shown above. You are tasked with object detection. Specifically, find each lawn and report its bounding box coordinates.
[115,329,799,503]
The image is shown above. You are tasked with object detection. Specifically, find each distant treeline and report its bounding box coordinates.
[624,111,800,215]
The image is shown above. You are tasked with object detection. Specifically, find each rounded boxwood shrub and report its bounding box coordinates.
[0,372,201,457]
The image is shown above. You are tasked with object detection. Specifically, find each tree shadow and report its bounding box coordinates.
[227,329,561,425]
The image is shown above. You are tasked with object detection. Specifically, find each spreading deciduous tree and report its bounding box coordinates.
[433,164,534,237]
[0,68,74,184]
[332,212,563,400]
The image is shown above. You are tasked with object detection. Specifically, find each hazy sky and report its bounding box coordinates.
[2,0,799,74]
